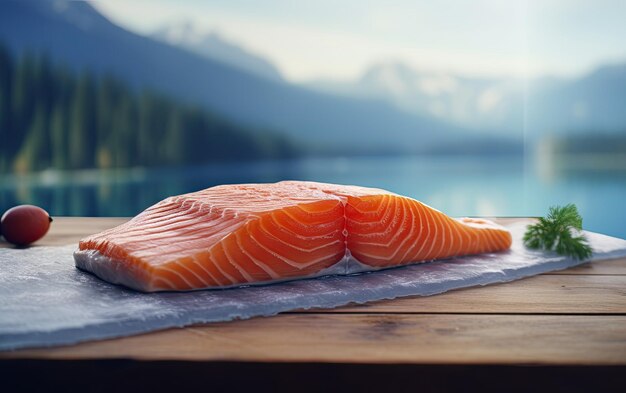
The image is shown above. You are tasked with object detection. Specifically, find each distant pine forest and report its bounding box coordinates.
[0,44,296,173]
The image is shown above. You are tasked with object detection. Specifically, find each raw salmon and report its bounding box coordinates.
[74,181,512,291]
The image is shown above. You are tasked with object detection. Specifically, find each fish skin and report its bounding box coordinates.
[74,181,512,292]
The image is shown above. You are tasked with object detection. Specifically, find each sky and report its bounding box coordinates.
[93,0,626,83]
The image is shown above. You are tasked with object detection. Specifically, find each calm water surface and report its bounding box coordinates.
[1,155,624,238]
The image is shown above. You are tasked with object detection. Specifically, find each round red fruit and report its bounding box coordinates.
[1,205,53,246]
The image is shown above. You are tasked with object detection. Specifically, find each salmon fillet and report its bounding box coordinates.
[74,181,512,292]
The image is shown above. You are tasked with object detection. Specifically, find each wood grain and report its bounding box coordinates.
[2,217,626,367]
[300,274,626,314]
[5,314,626,365]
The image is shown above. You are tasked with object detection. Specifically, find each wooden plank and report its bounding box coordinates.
[5,314,626,365]
[545,257,626,275]
[299,274,626,314]
[0,217,128,248]
[2,216,626,367]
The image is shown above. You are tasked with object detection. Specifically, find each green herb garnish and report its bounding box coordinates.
[523,204,593,260]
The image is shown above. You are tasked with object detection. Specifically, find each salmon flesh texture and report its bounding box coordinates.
[74,181,512,292]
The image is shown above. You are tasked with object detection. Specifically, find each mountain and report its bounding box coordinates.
[305,62,523,134]
[151,21,283,82]
[0,0,487,155]
[0,46,297,173]
[306,61,626,138]
[526,63,626,136]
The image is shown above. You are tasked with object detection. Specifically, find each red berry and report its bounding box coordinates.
[1,205,52,246]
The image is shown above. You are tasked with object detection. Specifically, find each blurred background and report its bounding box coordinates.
[0,0,625,237]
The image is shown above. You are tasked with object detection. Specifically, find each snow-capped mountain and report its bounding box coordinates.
[306,61,626,136]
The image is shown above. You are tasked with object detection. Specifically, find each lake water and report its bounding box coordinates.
[1,155,625,239]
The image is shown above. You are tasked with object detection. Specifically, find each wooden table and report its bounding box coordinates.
[2,217,625,392]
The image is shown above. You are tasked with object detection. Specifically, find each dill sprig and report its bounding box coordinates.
[523,204,593,260]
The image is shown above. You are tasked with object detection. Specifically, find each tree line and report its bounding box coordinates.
[0,44,297,173]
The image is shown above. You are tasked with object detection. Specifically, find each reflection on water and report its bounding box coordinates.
[1,155,625,238]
